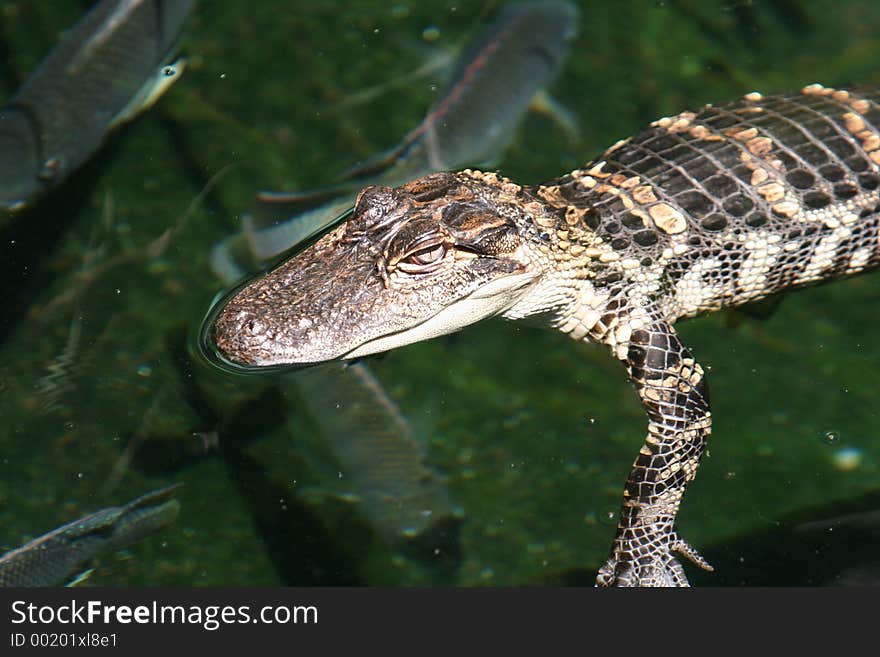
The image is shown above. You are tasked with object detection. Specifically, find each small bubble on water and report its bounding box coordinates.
[421,26,440,42]
[599,508,618,526]
[136,364,152,377]
[821,430,841,445]
[64,421,76,431]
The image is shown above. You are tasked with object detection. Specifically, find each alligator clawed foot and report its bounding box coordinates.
[595,531,713,587]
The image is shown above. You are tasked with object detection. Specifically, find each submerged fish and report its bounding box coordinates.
[0,485,180,587]
[210,0,580,283]
[0,0,195,212]
[336,0,581,183]
[293,362,462,545]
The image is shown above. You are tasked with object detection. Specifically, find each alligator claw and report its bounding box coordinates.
[595,530,713,587]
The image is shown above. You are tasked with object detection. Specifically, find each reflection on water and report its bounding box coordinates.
[0,0,879,586]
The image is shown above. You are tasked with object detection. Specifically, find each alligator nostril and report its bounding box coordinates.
[242,314,265,336]
[217,309,263,341]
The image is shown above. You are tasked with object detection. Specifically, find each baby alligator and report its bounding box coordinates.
[208,83,880,586]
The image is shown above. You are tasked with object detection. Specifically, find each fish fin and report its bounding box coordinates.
[243,201,354,261]
[331,47,457,113]
[335,139,412,182]
[528,89,580,143]
[64,568,94,587]
[209,234,257,285]
[255,181,354,209]
[297,485,363,506]
[103,485,182,550]
[120,483,183,512]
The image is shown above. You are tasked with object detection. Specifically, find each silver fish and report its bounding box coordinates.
[211,0,580,283]
[293,363,462,544]
[0,485,180,587]
[0,0,195,212]
[337,0,581,182]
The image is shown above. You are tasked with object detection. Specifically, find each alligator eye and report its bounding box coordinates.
[396,243,447,273]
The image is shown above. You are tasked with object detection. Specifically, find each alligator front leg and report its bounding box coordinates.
[596,316,714,587]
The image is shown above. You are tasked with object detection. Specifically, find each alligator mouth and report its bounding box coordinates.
[336,269,540,360]
[199,269,539,374]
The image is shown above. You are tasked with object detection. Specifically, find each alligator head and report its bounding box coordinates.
[207,170,562,369]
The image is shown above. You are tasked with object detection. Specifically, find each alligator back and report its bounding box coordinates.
[535,84,880,321]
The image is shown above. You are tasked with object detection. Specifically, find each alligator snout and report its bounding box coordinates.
[212,305,269,366]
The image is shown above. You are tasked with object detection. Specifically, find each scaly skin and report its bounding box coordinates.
[208,83,880,586]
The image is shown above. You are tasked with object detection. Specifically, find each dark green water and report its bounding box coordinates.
[1,0,879,586]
